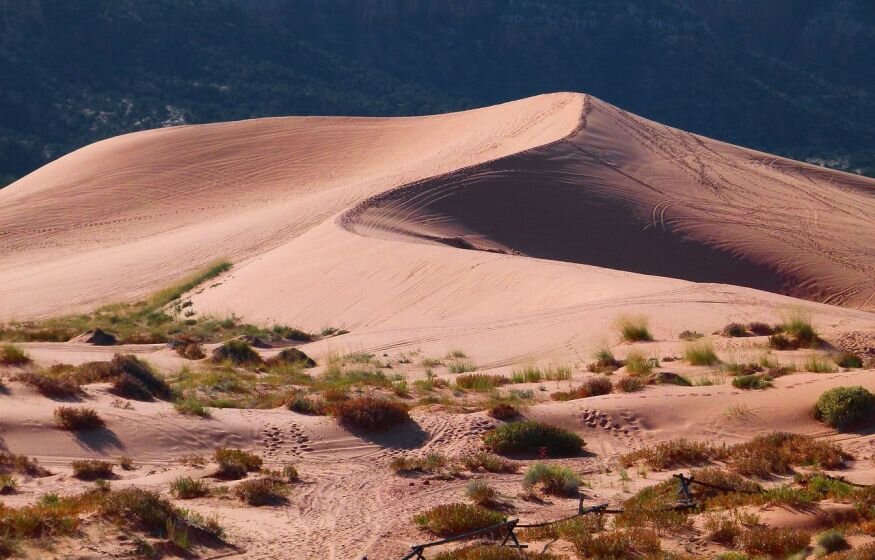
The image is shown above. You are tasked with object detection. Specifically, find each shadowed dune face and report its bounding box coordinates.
[347,97,875,308]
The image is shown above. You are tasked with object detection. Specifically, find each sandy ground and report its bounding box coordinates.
[1,93,875,558]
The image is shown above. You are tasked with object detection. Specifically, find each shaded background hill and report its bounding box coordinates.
[2,0,875,188]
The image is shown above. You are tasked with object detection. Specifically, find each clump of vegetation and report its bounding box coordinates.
[174,340,206,360]
[460,453,519,474]
[286,392,328,416]
[170,476,209,499]
[413,503,505,537]
[488,403,519,420]
[71,459,114,480]
[685,340,720,365]
[174,397,211,417]
[551,376,613,401]
[747,322,775,336]
[54,406,104,431]
[211,339,263,366]
[447,359,477,374]
[624,350,654,375]
[730,432,850,477]
[616,376,645,392]
[620,439,716,470]
[0,344,30,366]
[483,421,583,456]
[0,474,17,494]
[433,545,562,560]
[679,330,703,341]
[571,528,661,559]
[0,451,48,477]
[390,454,448,475]
[722,323,748,337]
[589,344,622,373]
[732,373,773,390]
[804,355,838,373]
[465,481,498,506]
[815,529,848,554]
[455,373,507,391]
[736,525,810,557]
[780,309,819,347]
[266,347,316,368]
[13,370,81,398]
[523,463,580,496]
[835,353,864,369]
[615,314,653,342]
[814,386,875,431]
[214,448,263,480]
[333,396,410,430]
[234,477,289,505]
[109,355,171,401]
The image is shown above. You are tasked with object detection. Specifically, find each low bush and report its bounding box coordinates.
[266,348,316,368]
[816,529,848,554]
[174,397,211,417]
[104,354,171,401]
[448,359,477,374]
[736,525,810,557]
[71,459,113,480]
[281,465,300,482]
[170,477,209,499]
[835,353,864,368]
[0,451,48,477]
[434,546,561,560]
[455,373,507,391]
[732,374,773,390]
[0,344,30,366]
[234,477,289,505]
[679,330,704,341]
[616,376,645,392]
[590,344,622,373]
[615,314,653,342]
[748,322,775,335]
[211,340,263,366]
[523,463,580,496]
[333,396,410,430]
[571,528,661,559]
[768,333,797,350]
[390,454,448,475]
[174,340,206,360]
[685,340,720,365]
[620,439,717,470]
[0,474,16,494]
[14,371,81,398]
[460,453,519,474]
[730,432,850,477]
[624,350,654,375]
[214,448,262,480]
[814,386,875,431]
[780,309,818,347]
[722,323,748,337]
[465,481,498,505]
[488,403,518,420]
[286,393,328,415]
[483,421,583,456]
[413,503,505,537]
[54,406,104,430]
[822,542,875,560]
[551,377,612,401]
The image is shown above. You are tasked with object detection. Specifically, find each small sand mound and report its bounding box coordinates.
[266,348,316,368]
[69,328,117,346]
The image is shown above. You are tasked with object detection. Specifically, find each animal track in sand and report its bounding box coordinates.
[259,420,311,460]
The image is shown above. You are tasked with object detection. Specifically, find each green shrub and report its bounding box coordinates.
[390,453,448,474]
[483,421,583,456]
[170,477,209,499]
[768,333,797,350]
[333,396,410,430]
[455,373,507,391]
[624,350,653,375]
[678,330,703,341]
[804,355,838,373]
[266,348,315,368]
[620,439,716,470]
[816,529,848,553]
[214,448,262,480]
[174,397,211,417]
[488,403,518,420]
[616,376,645,392]
[523,463,580,496]
[433,546,561,560]
[780,309,818,347]
[722,323,748,337]
[71,459,113,480]
[233,477,288,505]
[0,474,16,494]
[814,386,875,431]
[615,314,653,342]
[211,340,263,366]
[748,322,775,336]
[460,453,518,473]
[448,359,477,374]
[286,393,328,415]
[732,374,773,390]
[281,465,300,482]
[835,353,864,368]
[685,340,719,365]
[730,432,850,477]
[0,344,30,366]
[53,406,104,430]
[571,528,661,559]
[736,525,810,557]
[465,481,498,505]
[14,371,81,398]
[413,503,505,537]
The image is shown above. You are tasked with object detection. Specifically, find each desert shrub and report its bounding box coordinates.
[433,546,561,560]
[816,529,848,554]
[465,481,498,505]
[118,456,134,471]
[814,386,875,431]
[780,309,818,347]
[99,487,177,534]
[703,514,741,544]
[729,432,850,477]
[234,477,288,505]
[550,386,590,401]
[286,393,328,415]
[624,350,653,375]
[510,364,542,383]
[616,376,645,392]
[690,468,762,505]
[483,421,583,456]
[0,452,47,477]
[448,359,477,374]
[14,371,81,398]
[107,355,171,400]
[214,448,262,479]
[71,459,113,480]
[732,374,773,390]
[722,323,748,337]
[0,474,16,494]
[679,330,703,341]
[488,403,518,420]
[176,342,206,360]
[823,542,875,560]
[390,453,448,474]
[0,344,30,366]
[685,340,719,365]
[211,340,263,366]
[736,525,810,557]
[170,477,209,499]
[583,376,613,396]
[523,463,580,496]
[615,314,653,342]
[455,373,506,391]
[266,348,315,368]
[835,353,864,368]
[804,355,838,373]
[620,439,717,470]
[655,371,692,386]
[617,480,694,534]
[571,528,661,559]
[590,344,621,373]
[413,503,505,537]
[333,396,410,430]
[53,406,104,430]
[460,453,519,474]
[748,322,775,335]
[281,465,300,482]
[174,397,211,417]
[768,333,797,350]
